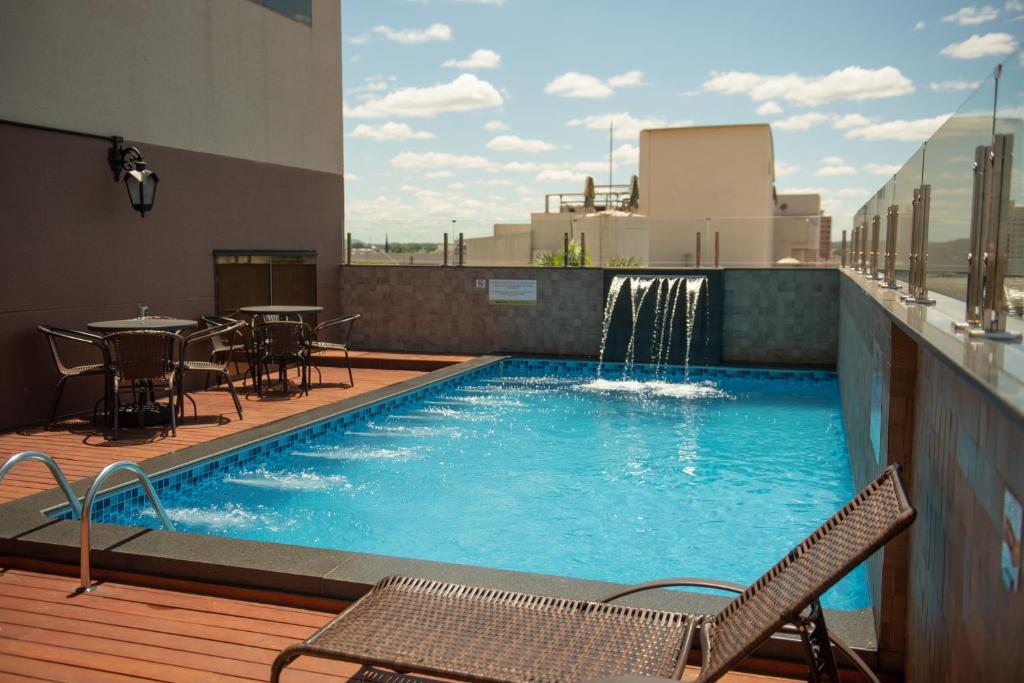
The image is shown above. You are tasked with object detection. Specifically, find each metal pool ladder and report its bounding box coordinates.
[80,460,175,592]
[0,451,82,519]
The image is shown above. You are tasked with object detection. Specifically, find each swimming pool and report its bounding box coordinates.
[63,359,868,610]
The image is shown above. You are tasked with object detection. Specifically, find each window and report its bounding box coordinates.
[214,251,317,314]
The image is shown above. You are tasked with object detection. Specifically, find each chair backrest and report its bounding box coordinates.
[256,320,309,357]
[313,313,360,346]
[106,331,181,382]
[695,465,915,683]
[186,321,245,368]
[38,325,108,376]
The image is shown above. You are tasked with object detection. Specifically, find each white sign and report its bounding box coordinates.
[488,279,537,305]
[475,279,487,289]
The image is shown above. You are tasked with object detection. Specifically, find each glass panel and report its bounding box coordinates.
[923,73,997,302]
[995,55,1024,317]
[893,146,925,282]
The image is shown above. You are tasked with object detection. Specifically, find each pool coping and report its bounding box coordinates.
[0,355,881,669]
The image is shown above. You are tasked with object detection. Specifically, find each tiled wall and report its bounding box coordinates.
[339,266,839,366]
[837,272,1024,681]
[723,268,838,365]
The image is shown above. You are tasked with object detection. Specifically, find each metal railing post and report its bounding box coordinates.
[882,205,900,289]
[714,231,720,268]
[959,144,990,328]
[458,232,464,266]
[695,232,702,268]
[869,215,881,279]
[563,232,569,267]
[860,223,869,273]
[841,230,847,268]
[580,232,586,267]
[851,226,859,271]
[346,233,352,266]
[902,186,936,305]
[443,233,449,266]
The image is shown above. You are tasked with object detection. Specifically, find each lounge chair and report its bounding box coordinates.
[271,465,914,683]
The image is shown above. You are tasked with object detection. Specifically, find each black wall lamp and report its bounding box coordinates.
[108,136,158,217]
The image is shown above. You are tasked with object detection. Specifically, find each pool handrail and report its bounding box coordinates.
[0,451,82,519]
[79,460,175,592]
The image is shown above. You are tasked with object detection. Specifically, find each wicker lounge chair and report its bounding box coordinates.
[272,465,914,683]
[308,313,360,387]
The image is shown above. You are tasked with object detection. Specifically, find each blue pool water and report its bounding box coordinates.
[86,360,868,610]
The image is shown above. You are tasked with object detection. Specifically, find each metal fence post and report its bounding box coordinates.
[841,230,847,268]
[346,232,352,266]
[458,232,464,266]
[902,186,936,305]
[695,232,702,268]
[869,215,881,279]
[563,232,569,267]
[443,232,448,266]
[714,231,720,268]
[580,232,586,267]
[882,205,900,289]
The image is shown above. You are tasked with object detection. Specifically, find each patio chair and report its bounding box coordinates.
[37,325,112,429]
[106,330,183,440]
[201,315,253,387]
[271,465,915,683]
[308,313,360,387]
[254,320,311,396]
[179,320,245,421]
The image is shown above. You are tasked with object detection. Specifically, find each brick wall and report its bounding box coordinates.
[339,266,839,366]
[837,271,1024,681]
[722,269,838,365]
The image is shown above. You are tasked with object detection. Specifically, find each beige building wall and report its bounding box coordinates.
[0,0,342,174]
[464,231,532,265]
[575,212,649,266]
[774,193,822,262]
[639,125,776,266]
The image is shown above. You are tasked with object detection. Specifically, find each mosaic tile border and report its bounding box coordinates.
[51,358,836,523]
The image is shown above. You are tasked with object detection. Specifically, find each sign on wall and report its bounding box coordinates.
[488,279,537,305]
[1002,488,1022,591]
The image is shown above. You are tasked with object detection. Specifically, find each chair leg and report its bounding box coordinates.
[112,378,120,441]
[795,600,840,683]
[344,347,354,388]
[224,372,243,420]
[47,377,68,430]
[167,379,177,437]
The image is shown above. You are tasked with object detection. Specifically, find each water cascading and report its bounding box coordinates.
[597,275,706,376]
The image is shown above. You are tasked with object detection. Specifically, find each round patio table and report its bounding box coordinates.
[87,317,198,332]
[238,305,323,317]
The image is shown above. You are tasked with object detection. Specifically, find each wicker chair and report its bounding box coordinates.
[37,325,112,429]
[179,321,245,421]
[201,315,254,387]
[106,330,183,440]
[254,320,311,396]
[308,313,360,387]
[272,465,915,683]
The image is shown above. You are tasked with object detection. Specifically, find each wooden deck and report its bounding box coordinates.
[0,358,448,505]
[0,568,799,683]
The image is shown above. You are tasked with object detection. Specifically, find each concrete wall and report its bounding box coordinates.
[339,266,839,367]
[640,125,776,266]
[837,271,1024,680]
[0,0,343,174]
[0,122,343,429]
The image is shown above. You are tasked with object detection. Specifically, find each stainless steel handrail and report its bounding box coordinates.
[0,451,82,518]
[79,460,175,592]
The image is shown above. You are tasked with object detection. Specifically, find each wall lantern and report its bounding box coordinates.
[107,136,158,217]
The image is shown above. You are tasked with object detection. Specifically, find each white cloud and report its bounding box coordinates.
[566,112,693,138]
[390,151,497,170]
[914,19,927,30]
[484,120,509,131]
[774,161,800,177]
[345,74,503,118]
[347,122,436,141]
[702,65,914,106]
[1008,1,1024,11]
[843,114,951,141]
[863,163,901,175]
[612,143,639,165]
[756,101,783,115]
[372,23,452,44]
[940,33,1018,58]
[772,112,832,131]
[344,173,359,181]
[451,0,506,5]
[929,80,982,91]
[821,155,846,165]
[443,49,501,69]
[425,170,455,178]
[941,6,1000,25]
[536,169,589,183]
[606,70,646,88]
[545,72,614,98]
[832,113,876,129]
[477,179,516,186]
[448,182,467,190]
[817,164,858,176]
[486,135,564,153]
[545,70,645,98]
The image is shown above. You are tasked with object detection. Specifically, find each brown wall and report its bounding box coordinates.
[0,122,343,429]
[837,271,1024,681]
[338,266,839,366]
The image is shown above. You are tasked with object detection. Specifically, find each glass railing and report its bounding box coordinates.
[852,51,1023,327]
[345,214,836,269]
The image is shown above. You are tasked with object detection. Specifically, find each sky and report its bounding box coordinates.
[341,0,1022,243]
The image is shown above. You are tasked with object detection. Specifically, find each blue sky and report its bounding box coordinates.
[341,0,1021,242]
